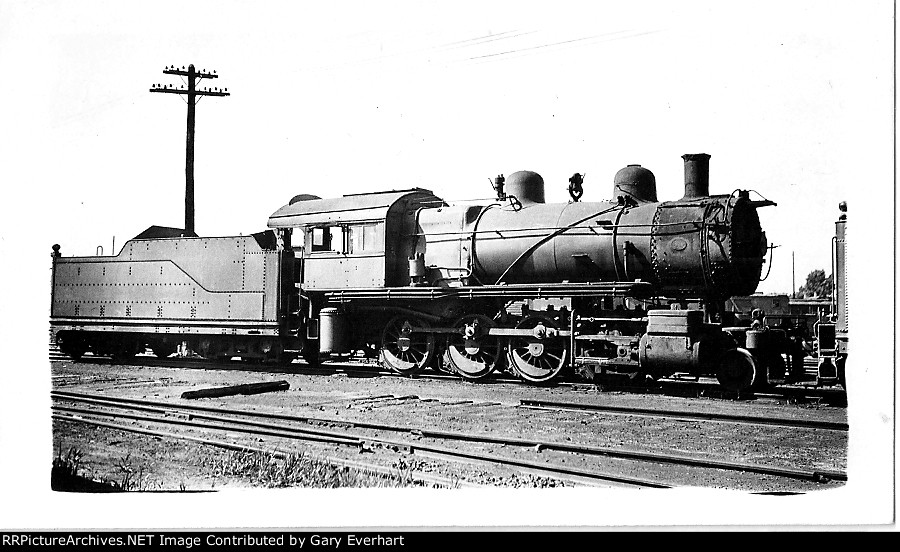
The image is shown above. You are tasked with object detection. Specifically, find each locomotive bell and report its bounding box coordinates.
[613,165,657,203]
[505,171,545,204]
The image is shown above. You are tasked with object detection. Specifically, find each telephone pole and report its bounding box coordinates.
[150,64,229,235]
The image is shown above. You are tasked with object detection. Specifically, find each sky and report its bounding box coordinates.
[0,0,894,530]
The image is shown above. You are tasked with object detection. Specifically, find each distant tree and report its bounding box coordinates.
[798,269,833,298]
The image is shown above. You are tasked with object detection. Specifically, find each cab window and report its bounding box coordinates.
[310,226,346,254]
[348,223,382,254]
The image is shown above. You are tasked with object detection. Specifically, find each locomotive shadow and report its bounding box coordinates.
[591,373,847,406]
[88,356,388,379]
[60,356,846,406]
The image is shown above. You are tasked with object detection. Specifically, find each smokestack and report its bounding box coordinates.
[682,153,711,199]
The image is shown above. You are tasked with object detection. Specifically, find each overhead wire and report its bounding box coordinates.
[296,29,532,74]
[462,29,662,65]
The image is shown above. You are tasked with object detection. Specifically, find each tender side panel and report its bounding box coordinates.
[122,237,269,292]
[51,237,281,333]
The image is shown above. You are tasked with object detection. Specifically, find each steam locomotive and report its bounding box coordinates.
[51,153,785,392]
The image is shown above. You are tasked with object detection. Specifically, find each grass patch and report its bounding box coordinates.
[113,453,161,491]
[206,450,425,488]
[52,447,162,492]
[51,447,120,493]
[52,439,434,490]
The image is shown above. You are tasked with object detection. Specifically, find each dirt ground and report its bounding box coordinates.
[50,356,848,493]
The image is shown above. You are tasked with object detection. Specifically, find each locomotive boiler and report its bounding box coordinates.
[414,154,767,297]
[51,152,782,392]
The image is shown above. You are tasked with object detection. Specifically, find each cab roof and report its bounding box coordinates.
[267,188,443,228]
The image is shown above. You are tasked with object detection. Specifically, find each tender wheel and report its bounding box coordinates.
[445,314,501,380]
[716,348,759,392]
[379,316,435,376]
[113,344,140,361]
[61,346,86,361]
[57,333,86,361]
[263,350,287,364]
[152,343,177,358]
[103,338,140,361]
[301,340,320,366]
[506,316,568,384]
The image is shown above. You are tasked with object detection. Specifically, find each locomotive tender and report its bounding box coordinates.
[51,153,783,391]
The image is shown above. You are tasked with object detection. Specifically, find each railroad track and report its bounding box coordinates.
[51,390,846,489]
[51,390,664,488]
[519,398,849,432]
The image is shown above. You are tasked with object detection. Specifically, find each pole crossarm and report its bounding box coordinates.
[149,87,230,97]
[163,68,219,79]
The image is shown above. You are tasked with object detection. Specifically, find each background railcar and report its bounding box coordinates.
[815,202,848,387]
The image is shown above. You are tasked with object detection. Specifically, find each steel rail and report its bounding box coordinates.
[53,404,361,447]
[518,399,849,432]
[51,413,473,489]
[52,390,846,483]
[51,400,663,488]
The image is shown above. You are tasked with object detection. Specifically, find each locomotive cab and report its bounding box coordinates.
[267,189,444,357]
[268,189,443,289]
